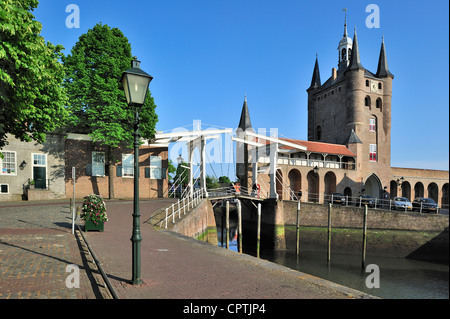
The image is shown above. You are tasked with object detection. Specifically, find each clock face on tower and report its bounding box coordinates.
[370,81,378,93]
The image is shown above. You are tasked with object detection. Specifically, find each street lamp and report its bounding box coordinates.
[121,57,153,285]
[177,154,184,165]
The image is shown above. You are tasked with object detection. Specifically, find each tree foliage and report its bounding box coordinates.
[174,162,190,186]
[206,175,220,189]
[62,23,158,148]
[0,0,68,149]
[167,159,176,182]
[218,176,231,184]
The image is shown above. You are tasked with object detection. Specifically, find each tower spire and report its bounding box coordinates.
[343,8,348,37]
[347,27,364,71]
[238,95,253,131]
[308,55,321,90]
[376,36,393,78]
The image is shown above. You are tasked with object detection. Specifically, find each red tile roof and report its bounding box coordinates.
[279,138,356,157]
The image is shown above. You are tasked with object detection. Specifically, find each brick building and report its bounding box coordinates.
[237,19,449,208]
[65,133,168,200]
[0,133,169,201]
[0,133,66,201]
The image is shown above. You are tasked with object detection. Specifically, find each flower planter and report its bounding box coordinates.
[81,194,108,232]
[84,219,104,232]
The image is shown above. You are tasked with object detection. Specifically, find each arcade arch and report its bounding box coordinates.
[427,183,438,203]
[307,170,319,202]
[364,174,382,199]
[288,169,301,198]
[414,182,424,199]
[324,171,337,197]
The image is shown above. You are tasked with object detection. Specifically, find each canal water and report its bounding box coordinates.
[215,210,449,299]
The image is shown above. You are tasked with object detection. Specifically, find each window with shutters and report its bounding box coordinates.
[122,154,134,177]
[369,144,377,162]
[150,156,162,179]
[369,118,376,132]
[92,152,105,176]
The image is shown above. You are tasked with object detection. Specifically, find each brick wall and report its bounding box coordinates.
[65,137,168,199]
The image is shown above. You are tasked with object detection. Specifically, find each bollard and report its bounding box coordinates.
[172,204,175,223]
[257,203,261,258]
[362,205,368,270]
[327,202,331,263]
[226,200,230,249]
[165,208,168,229]
[296,200,301,257]
[221,204,225,247]
[237,200,242,254]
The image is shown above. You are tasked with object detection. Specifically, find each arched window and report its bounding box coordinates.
[348,48,352,60]
[376,98,382,110]
[316,126,322,140]
[365,96,371,108]
[378,82,382,90]
[341,48,347,61]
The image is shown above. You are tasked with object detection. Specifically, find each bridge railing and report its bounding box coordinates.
[207,185,269,199]
[162,188,206,229]
[298,192,444,213]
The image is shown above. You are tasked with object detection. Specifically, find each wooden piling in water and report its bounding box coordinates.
[327,203,331,263]
[237,200,242,254]
[226,200,230,249]
[362,205,368,270]
[257,203,261,258]
[296,200,300,257]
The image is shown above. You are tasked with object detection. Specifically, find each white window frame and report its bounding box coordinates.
[122,153,134,178]
[1,151,17,176]
[369,118,376,132]
[32,153,47,167]
[92,151,106,176]
[31,153,48,188]
[369,144,377,162]
[149,156,162,179]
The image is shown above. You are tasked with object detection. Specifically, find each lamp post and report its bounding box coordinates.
[121,57,153,285]
[177,155,184,197]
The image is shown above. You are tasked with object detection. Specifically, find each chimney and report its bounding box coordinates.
[332,68,337,80]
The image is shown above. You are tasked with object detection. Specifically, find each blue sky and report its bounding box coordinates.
[33,0,449,178]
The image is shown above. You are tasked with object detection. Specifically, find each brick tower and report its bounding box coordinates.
[306,19,394,198]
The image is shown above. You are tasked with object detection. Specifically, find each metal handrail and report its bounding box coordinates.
[76,225,120,299]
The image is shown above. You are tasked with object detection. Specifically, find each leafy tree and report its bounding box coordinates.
[167,159,176,182]
[63,23,158,198]
[174,162,190,186]
[206,175,220,189]
[0,0,68,150]
[218,176,231,184]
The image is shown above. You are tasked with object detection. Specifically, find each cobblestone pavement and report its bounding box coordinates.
[0,200,100,299]
[1,199,376,301]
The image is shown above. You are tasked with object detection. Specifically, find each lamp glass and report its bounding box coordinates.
[122,73,151,105]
